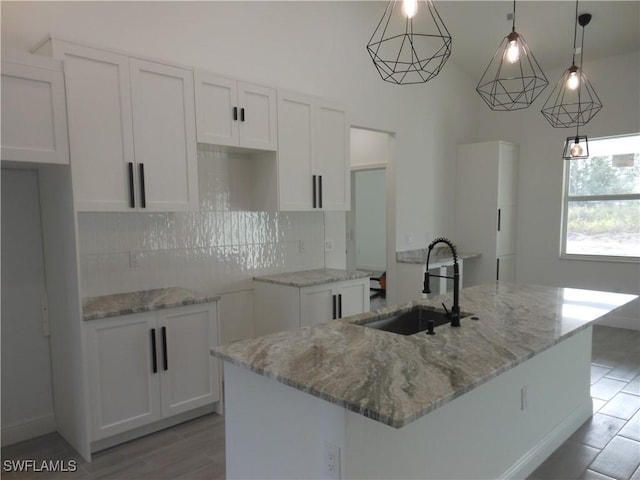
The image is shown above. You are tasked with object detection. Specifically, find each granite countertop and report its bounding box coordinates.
[82,287,220,321]
[396,246,480,266]
[212,283,636,428]
[254,268,371,288]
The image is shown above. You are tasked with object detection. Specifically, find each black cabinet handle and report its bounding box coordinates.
[312,175,317,208]
[128,162,135,208]
[338,294,342,318]
[332,294,337,320]
[496,258,500,281]
[318,175,323,209]
[161,326,168,371]
[497,209,502,231]
[233,106,238,121]
[139,163,147,208]
[150,328,157,374]
[240,107,245,122]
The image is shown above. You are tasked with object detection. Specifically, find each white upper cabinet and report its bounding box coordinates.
[1,52,69,165]
[277,91,350,211]
[37,39,198,212]
[194,70,277,151]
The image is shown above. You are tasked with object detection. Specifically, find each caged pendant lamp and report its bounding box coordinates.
[366,0,452,85]
[541,3,602,128]
[562,129,589,160]
[476,0,548,111]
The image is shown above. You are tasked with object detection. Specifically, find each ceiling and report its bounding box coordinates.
[418,1,640,80]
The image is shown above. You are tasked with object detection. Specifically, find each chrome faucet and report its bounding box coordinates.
[422,237,461,327]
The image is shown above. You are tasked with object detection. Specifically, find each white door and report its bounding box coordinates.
[58,43,135,211]
[158,304,219,417]
[1,169,55,444]
[238,82,277,150]
[130,59,198,211]
[300,284,335,327]
[338,280,370,318]
[86,313,161,441]
[277,92,315,210]
[194,71,239,147]
[317,102,349,210]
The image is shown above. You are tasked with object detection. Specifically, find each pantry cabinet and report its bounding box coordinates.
[1,52,69,165]
[85,303,220,441]
[277,91,349,211]
[194,70,277,151]
[253,277,369,336]
[455,141,518,285]
[37,39,198,212]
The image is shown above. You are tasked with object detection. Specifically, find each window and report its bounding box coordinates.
[561,133,640,261]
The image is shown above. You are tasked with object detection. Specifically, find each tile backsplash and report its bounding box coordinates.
[77,147,325,298]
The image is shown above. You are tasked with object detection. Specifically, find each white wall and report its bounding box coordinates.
[1,0,479,307]
[476,51,640,328]
[355,169,386,271]
[1,169,56,444]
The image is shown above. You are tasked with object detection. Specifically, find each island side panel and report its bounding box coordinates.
[224,362,347,479]
[344,327,593,480]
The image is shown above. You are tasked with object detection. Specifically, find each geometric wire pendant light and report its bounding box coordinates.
[476,0,548,111]
[366,0,452,84]
[541,2,603,128]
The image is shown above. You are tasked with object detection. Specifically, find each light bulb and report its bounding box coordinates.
[402,0,418,18]
[566,70,580,90]
[505,39,520,63]
[570,142,583,157]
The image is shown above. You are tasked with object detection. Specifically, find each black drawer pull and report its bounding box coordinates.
[139,163,147,208]
[312,175,317,208]
[128,162,135,208]
[240,107,245,122]
[318,175,323,209]
[338,294,342,318]
[161,326,168,371]
[233,106,238,121]
[150,328,157,374]
[498,209,502,231]
[332,294,337,320]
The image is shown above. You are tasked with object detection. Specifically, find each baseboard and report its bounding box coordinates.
[500,398,593,480]
[1,414,56,447]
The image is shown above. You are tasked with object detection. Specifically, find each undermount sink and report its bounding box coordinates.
[361,306,473,335]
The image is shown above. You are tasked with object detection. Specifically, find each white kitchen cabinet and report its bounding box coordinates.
[455,141,518,285]
[194,71,277,151]
[85,303,220,442]
[277,91,350,211]
[254,278,369,336]
[1,52,69,165]
[37,38,198,212]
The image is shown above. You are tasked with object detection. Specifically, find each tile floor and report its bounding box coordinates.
[2,325,638,480]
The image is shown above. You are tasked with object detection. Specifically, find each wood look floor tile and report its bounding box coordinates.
[593,365,613,384]
[600,392,640,421]
[589,436,640,480]
[592,377,630,401]
[531,440,600,480]
[580,469,618,480]
[571,413,626,449]
[620,410,640,442]
[624,376,640,396]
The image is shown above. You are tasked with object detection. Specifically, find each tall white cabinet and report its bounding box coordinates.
[36,38,198,212]
[455,141,518,285]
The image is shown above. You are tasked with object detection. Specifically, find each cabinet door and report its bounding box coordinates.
[194,71,239,147]
[158,304,219,418]
[317,102,350,210]
[497,255,516,282]
[300,284,335,327]
[337,279,370,318]
[130,59,198,211]
[56,43,135,211]
[1,59,69,165]
[85,313,161,441]
[497,205,517,256]
[238,82,277,150]
[277,92,315,211]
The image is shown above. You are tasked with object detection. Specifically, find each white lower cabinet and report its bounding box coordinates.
[254,278,369,336]
[85,303,219,442]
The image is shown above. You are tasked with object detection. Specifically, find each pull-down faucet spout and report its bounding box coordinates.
[423,237,461,327]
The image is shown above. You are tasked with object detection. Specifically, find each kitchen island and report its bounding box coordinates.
[212,283,636,479]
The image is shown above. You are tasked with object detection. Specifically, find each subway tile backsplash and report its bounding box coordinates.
[78,147,325,297]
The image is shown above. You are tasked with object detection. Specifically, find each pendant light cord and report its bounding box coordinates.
[511,0,516,32]
[571,0,579,66]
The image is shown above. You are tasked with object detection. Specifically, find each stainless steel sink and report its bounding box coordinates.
[361,306,473,335]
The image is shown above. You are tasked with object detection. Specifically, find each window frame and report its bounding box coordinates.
[560,134,640,263]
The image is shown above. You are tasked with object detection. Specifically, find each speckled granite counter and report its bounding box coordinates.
[83,287,220,321]
[213,283,636,428]
[254,268,370,288]
[396,246,479,266]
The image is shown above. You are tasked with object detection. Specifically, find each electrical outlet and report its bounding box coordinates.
[130,251,142,268]
[323,441,340,480]
[405,233,413,245]
[325,239,334,252]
